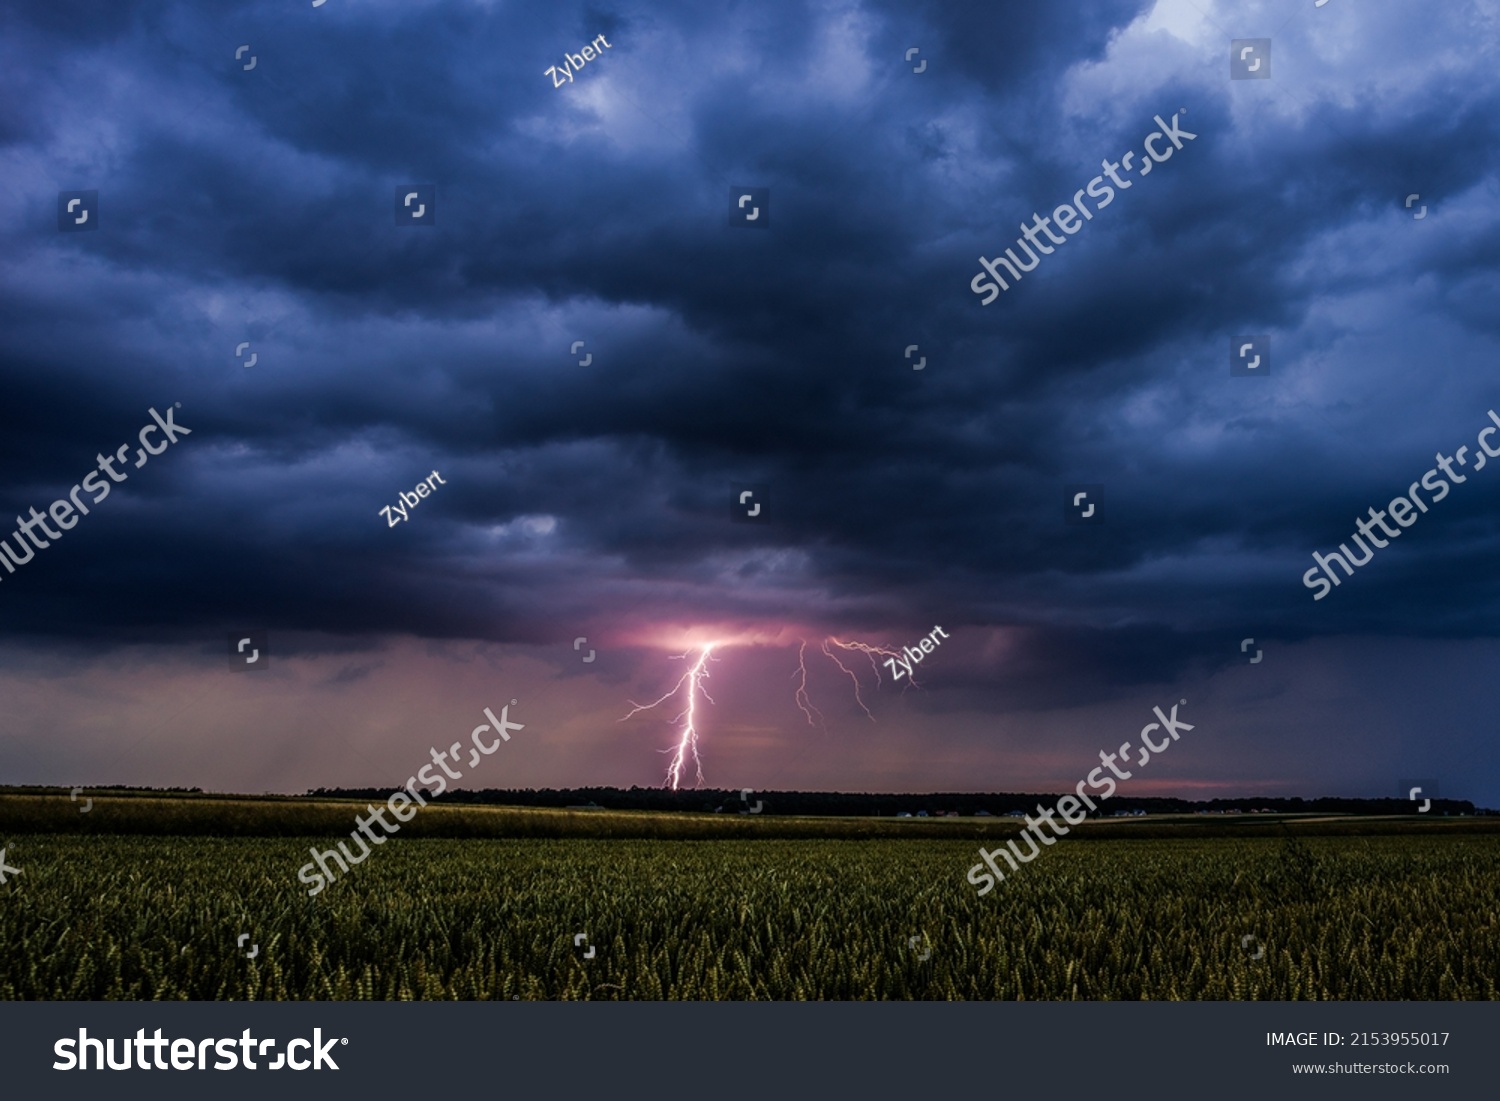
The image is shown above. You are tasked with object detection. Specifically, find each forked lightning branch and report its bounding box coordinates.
[621,632,939,789]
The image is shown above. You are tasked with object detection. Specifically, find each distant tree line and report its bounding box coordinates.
[301,785,1484,817]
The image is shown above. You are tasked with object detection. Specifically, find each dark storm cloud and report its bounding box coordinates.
[2,0,1500,714]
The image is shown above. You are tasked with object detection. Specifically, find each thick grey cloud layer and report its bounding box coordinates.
[2,0,1499,798]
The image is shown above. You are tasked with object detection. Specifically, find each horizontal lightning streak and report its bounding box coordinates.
[828,636,914,689]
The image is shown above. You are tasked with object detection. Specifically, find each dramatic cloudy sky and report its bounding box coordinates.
[1,0,1498,803]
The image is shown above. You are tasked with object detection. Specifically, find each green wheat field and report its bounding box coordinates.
[1,794,1497,1000]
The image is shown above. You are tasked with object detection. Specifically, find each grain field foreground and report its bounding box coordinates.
[1,835,1496,1000]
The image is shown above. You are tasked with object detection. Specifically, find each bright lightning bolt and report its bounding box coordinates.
[792,640,826,728]
[622,632,913,788]
[620,645,717,790]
